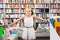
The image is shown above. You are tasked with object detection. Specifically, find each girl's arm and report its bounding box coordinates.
[33,14,44,21]
[10,16,24,26]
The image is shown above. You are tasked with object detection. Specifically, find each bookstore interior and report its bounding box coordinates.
[0,0,60,40]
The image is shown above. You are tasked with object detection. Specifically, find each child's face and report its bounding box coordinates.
[25,8,32,16]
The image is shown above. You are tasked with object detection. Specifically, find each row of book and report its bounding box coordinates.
[5,9,24,13]
[2,0,50,3]
[36,13,60,18]
[6,9,20,13]
[50,4,60,8]
[3,4,49,8]
[50,9,60,13]
[50,0,60,3]
[5,14,24,18]
[1,8,60,14]
[3,13,50,19]
[2,3,60,8]
[35,4,49,8]
[0,0,60,3]
[5,8,49,13]
[36,14,49,19]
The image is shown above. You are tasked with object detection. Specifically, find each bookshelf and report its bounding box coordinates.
[0,0,50,31]
[50,0,60,14]
[0,0,51,37]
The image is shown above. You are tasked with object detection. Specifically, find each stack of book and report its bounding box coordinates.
[51,4,58,8]
[6,9,11,13]
[50,9,58,13]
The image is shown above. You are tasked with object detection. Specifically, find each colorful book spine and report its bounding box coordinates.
[53,18,58,22]
[49,18,54,27]
[57,18,60,22]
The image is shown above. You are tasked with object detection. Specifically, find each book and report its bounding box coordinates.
[5,4,9,8]
[35,4,41,8]
[57,0,60,3]
[50,0,57,3]
[6,0,9,3]
[19,4,22,8]
[33,9,36,13]
[34,0,36,3]
[10,4,13,8]
[12,0,15,3]
[6,14,9,18]
[14,14,18,18]
[12,9,15,13]
[15,9,19,13]
[6,9,11,13]
[57,18,60,22]
[0,9,3,13]
[0,0,3,3]
[19,9,23,13]
[24,0,28,3]
[51,4,58,8]
[36,0,41,3]
[37,24,41,30]
[13,4,19,8]
[30,0,34,3]
[57,9,60,13]
[8,0,12,3]
[0,14,2,19]
[58,4,60,8]
[0,9,1,13]
[50,9,58,13]
[46,4,49,8]
[0,4,3,8]
[35,9,40,13]
[44,0,49,3]
[56,27,60,36]
[45,8,49,12]
[18,0,22,3]
[10,15,14,18]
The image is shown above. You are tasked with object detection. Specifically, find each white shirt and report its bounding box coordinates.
[24,17,33,27]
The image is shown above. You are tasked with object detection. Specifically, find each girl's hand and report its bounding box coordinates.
[9,23,13,26]
[43,19,49,23]
[42,19,47,22]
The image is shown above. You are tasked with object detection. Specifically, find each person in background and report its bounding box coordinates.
[10,8,47,40]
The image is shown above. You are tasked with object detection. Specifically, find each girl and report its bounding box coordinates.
[10,8,46,40]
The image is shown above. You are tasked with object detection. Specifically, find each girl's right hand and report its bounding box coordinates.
[9,23,13,26]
